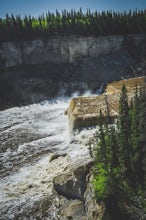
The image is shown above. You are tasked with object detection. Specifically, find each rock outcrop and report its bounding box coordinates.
[68,77,145,133]
[0,35,139,68]
[53,160,93,200]
[0,34,146,110]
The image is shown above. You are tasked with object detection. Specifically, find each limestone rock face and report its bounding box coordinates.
[68,77,145,132]
[68,94,119,133]
[53,160,93,200]
[0,42,22,67]
[105,76,145,95]
[0,36,120,68]
[0,34,145,110]
[0,34,145,68]
[59,199,87,220]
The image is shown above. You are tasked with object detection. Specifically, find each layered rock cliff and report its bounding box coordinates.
[0,35,124,67]
[0,34,145,68]
[0,34,146,109]
[68,77,145,133]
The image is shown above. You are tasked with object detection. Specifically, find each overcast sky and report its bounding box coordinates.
[0,0,146,18]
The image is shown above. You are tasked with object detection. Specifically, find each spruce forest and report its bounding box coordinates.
[0,9,146,42]
[93,84,146,219]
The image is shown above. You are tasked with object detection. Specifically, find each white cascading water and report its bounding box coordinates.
[0,97,97,219]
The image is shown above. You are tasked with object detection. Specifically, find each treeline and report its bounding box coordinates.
[0,9,146,42]
[93,84,146,219]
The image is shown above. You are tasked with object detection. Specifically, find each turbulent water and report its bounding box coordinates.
[0,98,96,219]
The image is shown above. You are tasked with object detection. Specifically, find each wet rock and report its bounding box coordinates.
[53,161,93,201]
[59,199,87,220]
[49,153,67,162]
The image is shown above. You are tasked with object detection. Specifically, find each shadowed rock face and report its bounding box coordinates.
[0,34,145,68]
[0,34,146,110]
[0,35,125,67]
[68,77,145,132]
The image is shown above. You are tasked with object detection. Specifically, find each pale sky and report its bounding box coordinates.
[0,0,146,18]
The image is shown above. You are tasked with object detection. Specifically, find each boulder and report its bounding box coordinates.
[59,199,87,220]
[53,160,93,201]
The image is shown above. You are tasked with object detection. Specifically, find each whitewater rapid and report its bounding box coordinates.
[0,100,69,218]
[0,98,97,219]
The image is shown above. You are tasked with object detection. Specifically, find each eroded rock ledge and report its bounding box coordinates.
[68,77,145,133]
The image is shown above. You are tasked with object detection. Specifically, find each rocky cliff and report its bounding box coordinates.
[0,34,146,109]
[0,35,124,67]
[68,77,145,133]
[0,34,145,68]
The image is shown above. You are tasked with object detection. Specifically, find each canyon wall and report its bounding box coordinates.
[0,34,145,68]
[0,34,145,109]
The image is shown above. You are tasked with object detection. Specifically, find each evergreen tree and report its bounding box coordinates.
[93,83,146,219]
[118,84,133,181]
[0,9,146,42]
[97,110,108,171]
[108,127,119,169]
[136,86,146,188]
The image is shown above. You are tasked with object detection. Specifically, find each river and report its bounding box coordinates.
[0,98,95,219]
